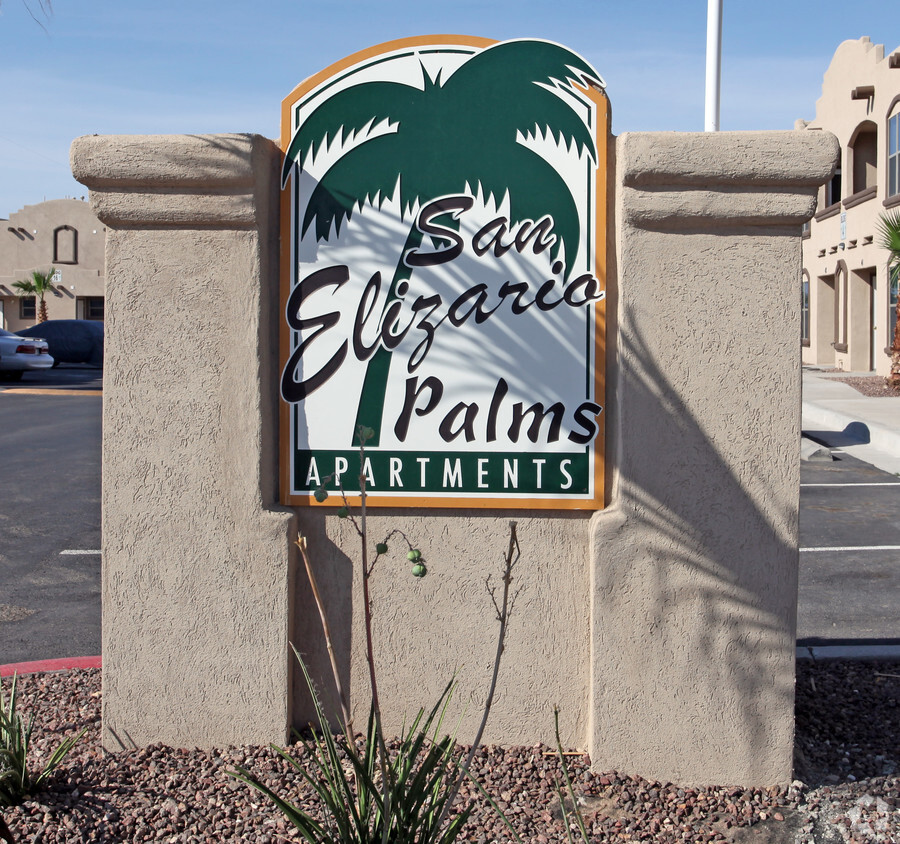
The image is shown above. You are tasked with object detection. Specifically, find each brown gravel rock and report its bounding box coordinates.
[1,662,898,842]
[827,375,900,398]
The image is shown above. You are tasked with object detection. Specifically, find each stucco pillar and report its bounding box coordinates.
[71,134,296,749]
[591,131,839,785]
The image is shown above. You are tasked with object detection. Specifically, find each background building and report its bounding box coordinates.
[0,198,106,332]
[801,36,900,375]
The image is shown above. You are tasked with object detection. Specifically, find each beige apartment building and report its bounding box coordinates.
[801,36,900,375]
[0,198,106,332]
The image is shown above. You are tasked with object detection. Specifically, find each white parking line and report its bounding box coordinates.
[59,549,102,556]
[801,482,900,487]
[800,545,900,552]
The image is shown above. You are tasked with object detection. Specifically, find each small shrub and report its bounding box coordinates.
[230,426,523,843]
[0,673,85,807]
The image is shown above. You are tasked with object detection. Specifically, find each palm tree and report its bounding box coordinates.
[282,39,604,442]
[877,210,900,388]
[13,268,56,323]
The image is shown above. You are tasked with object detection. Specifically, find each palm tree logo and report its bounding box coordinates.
[282,38,605,445]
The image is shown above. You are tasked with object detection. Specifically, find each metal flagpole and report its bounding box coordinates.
[705,0,723,131]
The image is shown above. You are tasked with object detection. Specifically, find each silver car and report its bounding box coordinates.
[0,328,54,380]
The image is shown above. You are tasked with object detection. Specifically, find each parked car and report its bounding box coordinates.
[18,320,103,368]
[0,328,54,380]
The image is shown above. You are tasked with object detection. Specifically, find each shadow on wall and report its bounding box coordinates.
[284,175,600,735]
[591,301,798,781]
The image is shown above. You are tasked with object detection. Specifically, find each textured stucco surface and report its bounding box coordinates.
[592,131,838,785]
[71,129,838,785]
[72,134,296,749]
[292,511,592,748]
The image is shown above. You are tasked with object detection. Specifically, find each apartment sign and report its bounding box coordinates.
[279,36,608,509]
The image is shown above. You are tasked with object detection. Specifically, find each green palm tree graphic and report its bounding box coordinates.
[282,39,604,445]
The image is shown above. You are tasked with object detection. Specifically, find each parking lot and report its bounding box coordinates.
[798,448,900,643]
[0,365,102,664]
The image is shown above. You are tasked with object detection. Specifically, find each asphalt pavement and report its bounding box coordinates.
[0,365,102,668]
[799,368,900,659]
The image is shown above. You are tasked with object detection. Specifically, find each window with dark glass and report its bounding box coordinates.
[85,297,104,320]
[826,165,842,206]
[801,275,810,344]
[890,265,899,344]
[19,296,35,320]
[889,112,900,197]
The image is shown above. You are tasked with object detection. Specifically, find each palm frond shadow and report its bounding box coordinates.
[591,305,798,775]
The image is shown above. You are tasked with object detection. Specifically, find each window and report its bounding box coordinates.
[890,265,899,346]
[85,297,104,320]
[826,165,842,206]
[53,225,78,264]
[19,296,35,320]
[849,122,877,194]
[890,111,900,198]
[801,272,810,345]
[834,262,848,352]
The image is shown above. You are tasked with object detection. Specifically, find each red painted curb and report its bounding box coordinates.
[0,656,102,677]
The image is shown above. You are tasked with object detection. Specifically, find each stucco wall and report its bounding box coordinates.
[594,131,838,785]
[72,128,837,785]
[71,134,296,748]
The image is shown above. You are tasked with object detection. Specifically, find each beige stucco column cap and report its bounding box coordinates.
[620,130,839,230]
[70,133,277,229]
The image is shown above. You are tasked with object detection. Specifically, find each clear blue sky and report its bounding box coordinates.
[1,0,898,218]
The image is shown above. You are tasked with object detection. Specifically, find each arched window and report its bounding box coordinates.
[848,121,877,195]
[53,225,77,264]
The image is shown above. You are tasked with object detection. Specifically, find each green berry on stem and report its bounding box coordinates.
[411,563,427,578]
[407,549,421,562]
[337,506,349,519]
[359,425,375,443]
[313,488,328,503]
[375,542,388,555]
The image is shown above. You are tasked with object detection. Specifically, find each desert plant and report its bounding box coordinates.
[552,707,591,844]
[12,269,56,324]
[876,210,900,388]
[0,673,85,807]
[231,425,523,843]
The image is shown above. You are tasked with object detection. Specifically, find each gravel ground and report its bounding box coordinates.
[816,374,900,398]
[1,661,897,843]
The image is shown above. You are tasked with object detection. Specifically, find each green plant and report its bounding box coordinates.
[552,707,590,844]
[230,425,523,843]
[877,210,900,388]
[12,269,56,324]
[0,673,85,807]
[233,656,472,844]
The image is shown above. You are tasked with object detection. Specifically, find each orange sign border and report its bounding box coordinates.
[279,35,608,510]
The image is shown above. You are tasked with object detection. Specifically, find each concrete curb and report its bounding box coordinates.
[0,656,102,677]
[801,401,900,456]
[800,436,832,462]
[796,644,900,662]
